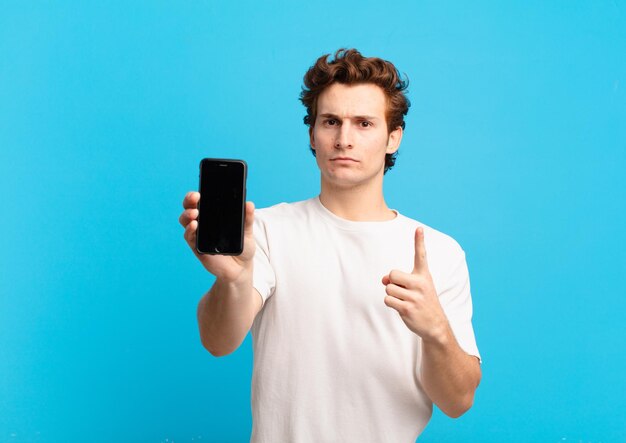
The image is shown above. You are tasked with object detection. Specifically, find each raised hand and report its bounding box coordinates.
[179,191,256,282]
[381,227,449,342]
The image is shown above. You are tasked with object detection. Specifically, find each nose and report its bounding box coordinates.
[334,123,353,149]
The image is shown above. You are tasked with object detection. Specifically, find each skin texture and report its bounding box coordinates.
[309,83,402,221]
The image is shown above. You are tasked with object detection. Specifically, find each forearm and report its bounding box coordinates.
[197,271,259,357]
[420,322,481,418]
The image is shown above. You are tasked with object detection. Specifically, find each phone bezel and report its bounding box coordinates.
[196,158,247,255]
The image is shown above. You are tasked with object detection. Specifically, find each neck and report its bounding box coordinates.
[318,176,396,222]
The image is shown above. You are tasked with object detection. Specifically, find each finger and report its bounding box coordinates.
[381,274,390,285]
[384,283,413,301]
[178,208,199,228]
[412,227,429,274]
[184,219,198,248]
[243,201,255,236]
[183,191,200,209]
[387,269,419,289]
[384,294,406,312]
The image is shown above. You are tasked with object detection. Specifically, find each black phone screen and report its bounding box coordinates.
[196,158,247,255]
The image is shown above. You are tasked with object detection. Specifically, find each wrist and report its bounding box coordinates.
[214,257,254,284]
[422,318,453,348]
[216,269,252,290]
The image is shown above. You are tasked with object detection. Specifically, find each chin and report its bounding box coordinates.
[323,173,366,189]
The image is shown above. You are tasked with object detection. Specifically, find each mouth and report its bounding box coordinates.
[331,157,359,162]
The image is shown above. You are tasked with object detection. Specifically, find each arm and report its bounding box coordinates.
[382,227,481,417]
[197,276,263,357]
[179,192,263,357]
[421,322,481,417]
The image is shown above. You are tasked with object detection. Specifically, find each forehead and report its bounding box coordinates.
[316,83,387,117]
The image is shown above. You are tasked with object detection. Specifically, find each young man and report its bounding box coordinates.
[179,49,482,442]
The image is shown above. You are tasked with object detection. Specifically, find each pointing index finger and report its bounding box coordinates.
[412,227,428,274]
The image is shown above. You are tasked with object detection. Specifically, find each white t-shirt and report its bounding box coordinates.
[250,196,480,443]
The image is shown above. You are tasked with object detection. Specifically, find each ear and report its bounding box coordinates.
[386,126,403,154]
[309,126,315,149]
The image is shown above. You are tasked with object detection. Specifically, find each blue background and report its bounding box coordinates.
[1,1,625,442]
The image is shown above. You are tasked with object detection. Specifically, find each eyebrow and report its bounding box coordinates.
[318,113,379,121]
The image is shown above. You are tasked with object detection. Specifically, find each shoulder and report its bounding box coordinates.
[253,198,316,225]
[397,213,465,262]
[252,199,317,252]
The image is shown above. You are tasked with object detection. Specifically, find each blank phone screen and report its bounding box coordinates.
[197,159,246,254]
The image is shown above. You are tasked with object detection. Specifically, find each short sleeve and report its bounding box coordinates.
[252,212,276,306]
[437,249,482,363]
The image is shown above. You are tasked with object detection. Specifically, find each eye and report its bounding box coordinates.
[359,121,372,128]
[324,118,339,126]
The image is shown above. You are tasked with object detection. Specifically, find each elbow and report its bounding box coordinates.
[442,402,471,419]
[207,347,233,358]
[444,360,481,418]
[201,341,222,357]
[199,335,235,358]
[199,328,246,357]
[442,392,475,418]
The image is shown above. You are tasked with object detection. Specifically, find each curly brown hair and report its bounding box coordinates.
[300,48,410,173]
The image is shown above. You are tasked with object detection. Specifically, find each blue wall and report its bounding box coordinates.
[1,1,625,441]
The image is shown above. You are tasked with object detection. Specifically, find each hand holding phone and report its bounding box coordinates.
[178,159,255,282]
[196,158,247,255]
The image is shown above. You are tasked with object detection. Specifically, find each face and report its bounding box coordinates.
[309,83,402,190]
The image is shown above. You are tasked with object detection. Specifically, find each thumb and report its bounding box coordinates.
[244,201,255,236]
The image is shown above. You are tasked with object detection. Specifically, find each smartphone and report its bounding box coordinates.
[196,158,247,255]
